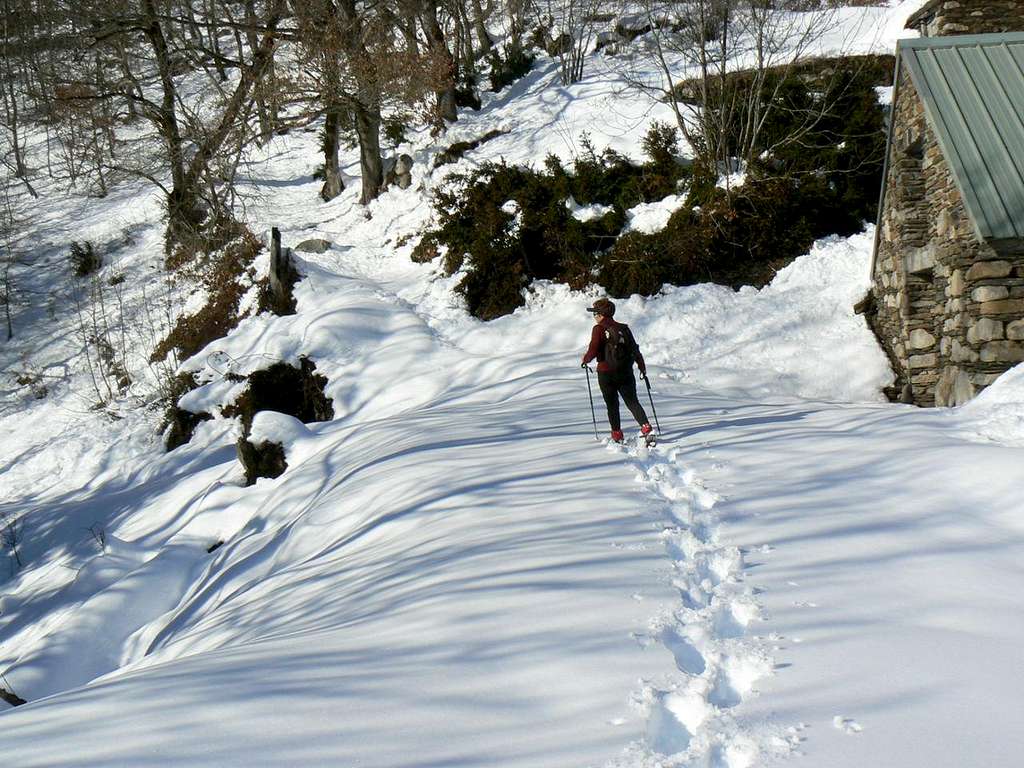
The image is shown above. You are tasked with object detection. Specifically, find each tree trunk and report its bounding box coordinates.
[142,0,193,234]
[180,3,284,212]
[335,0,385,204]
[353,102,383,205]
[204,0,228,81]
[243,0,272,142]
[470,0,493,56]
[320,106,344,201]
[0,0,32,191]
[420,2,457,124]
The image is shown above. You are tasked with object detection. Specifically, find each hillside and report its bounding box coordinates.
[3,2,1024,767]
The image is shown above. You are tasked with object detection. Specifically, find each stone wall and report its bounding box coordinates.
[907,0,1024,37]
[870,66,1024,406]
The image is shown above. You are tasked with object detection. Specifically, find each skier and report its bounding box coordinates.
[580,298,654,444]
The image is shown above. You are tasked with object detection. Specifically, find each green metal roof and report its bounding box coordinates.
[899,32,1024,241]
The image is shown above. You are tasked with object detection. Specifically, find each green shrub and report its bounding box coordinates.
[434,162,588,318]
[383,115,410,147]
[598,207,712,297]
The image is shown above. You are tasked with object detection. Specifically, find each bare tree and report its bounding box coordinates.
[0,173,20,340]
[541,0,603,85]
[0,0,38,197]
[32,0,289,246]
[628,0,842,175]
[291,0,436,204]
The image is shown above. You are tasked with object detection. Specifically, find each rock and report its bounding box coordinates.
[853,291,874,315]
[320,173,343,202]
[936,208,953,237]
[951,339,979,363]
[970,372,1004,386]
[908,328,936,349]
[980,298,1024,315]
[972,285,1009,302]
[395,154,413,176]
[980,340,1024,363]
[966,318,1004,344]
[966,260,1012,281]
[948,268,964,297]
[908,352,937,369]
[383,153,414,190]
[395,154,414,189]
[936,366,974,406]
[1007,319,1024,340]
[294,238,332,254]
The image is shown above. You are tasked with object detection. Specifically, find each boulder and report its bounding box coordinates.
[384,154,415,190]
[294,238,333,254]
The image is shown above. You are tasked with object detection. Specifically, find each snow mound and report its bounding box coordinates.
[624,194,687,234]
[566,196,614,222]
[957,363,1024,445]
[630,229,892,402]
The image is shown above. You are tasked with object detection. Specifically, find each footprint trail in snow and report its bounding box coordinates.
[607,438,800,767]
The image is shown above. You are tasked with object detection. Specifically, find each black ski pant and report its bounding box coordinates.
[597,369,649,432]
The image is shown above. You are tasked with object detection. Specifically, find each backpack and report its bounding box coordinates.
[603,324,635,372]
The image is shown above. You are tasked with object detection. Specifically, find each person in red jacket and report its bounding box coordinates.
[581,297,653,443]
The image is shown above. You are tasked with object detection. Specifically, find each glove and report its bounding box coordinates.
[638,370,646,380]
[581,361,588,369]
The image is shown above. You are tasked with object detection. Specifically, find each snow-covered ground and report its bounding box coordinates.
[5,2,1024,766]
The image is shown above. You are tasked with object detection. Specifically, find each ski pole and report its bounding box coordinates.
[584,365,599,441]
[643,374,661,434]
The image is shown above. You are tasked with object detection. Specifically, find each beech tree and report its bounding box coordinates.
[292,0,448,204]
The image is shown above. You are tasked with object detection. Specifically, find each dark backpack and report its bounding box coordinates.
[603,324,635,372]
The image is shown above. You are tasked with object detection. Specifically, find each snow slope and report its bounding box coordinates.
[5,3,1024,766]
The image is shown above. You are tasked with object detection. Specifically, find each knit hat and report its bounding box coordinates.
[586,298,615,317]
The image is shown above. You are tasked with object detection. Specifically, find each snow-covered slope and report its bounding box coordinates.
[5,3,1024,766]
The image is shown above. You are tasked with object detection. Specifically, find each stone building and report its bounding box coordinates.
[868,28,1024,406]
[906,0,1024,37]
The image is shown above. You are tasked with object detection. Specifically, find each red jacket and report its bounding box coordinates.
[583,316,646,374]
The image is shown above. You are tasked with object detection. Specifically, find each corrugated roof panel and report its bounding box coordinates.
[962,45,1024,227]
[899,33,1024,241]
[941,46,1018,234]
